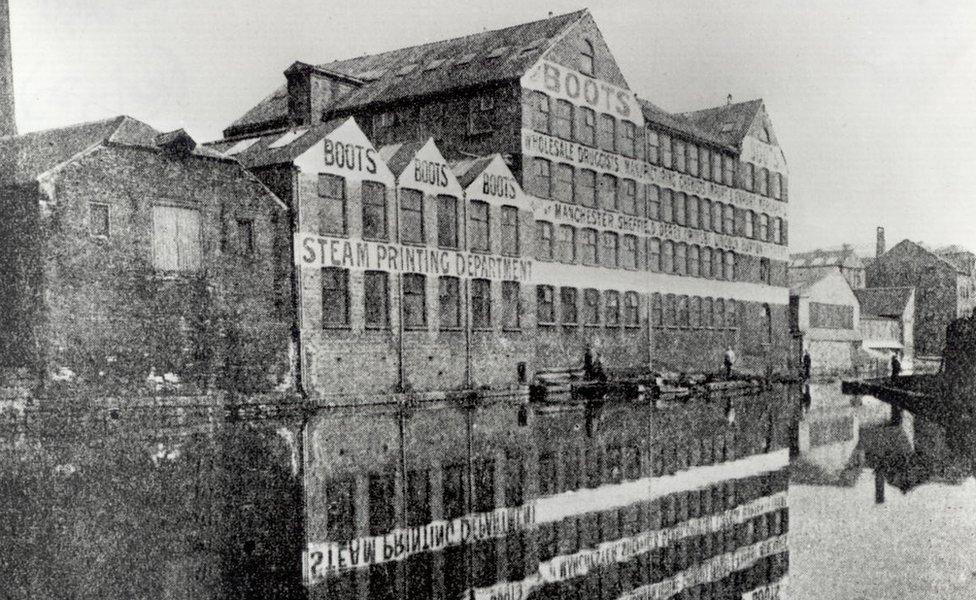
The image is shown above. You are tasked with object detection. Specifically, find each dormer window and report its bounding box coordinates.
[759,124,772,143]
[581,39,595,77]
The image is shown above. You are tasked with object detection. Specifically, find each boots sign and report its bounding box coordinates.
[521,60,643,125]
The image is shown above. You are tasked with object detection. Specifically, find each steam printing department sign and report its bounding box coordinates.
[295,233,533,282]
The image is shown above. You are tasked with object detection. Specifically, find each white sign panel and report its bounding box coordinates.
[295,233,534,282]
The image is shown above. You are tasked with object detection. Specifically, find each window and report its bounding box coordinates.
[662,240,674,274]
[554,163,574,202]
[647,130,660,164]
[536,221,554,260]
[624,292,640,327]
[647,185,660,220]
[554,100,573,140]
[439,276,461,329]
[89,202,110,238]
[605,291,621,326]
[690,296,702,328]
[688,245,700,277]
[537,285,555,323]
[318,174,346,235]
[575,169,596,207]
[687,195,699,229]
[745,210,755,239]
[560,287,578,325]
[713,249,724,280]
[601,231,619,268]
[701,247,712,279]
[442,462,467,519]
[620,179,637,215]
[744,162,754,192]
[581,228,598,265]
[364,271,389,328]
[532,91,551,133]
[773,217,783,245]
[622,235,638,270]
[700,198,711,231]
[712,152,724,182]
[403,274,427,328]
[583,288,600,325]
[758,167,769,196]
[326,476,356,541]
[406,469,431,527]
[362,181,388,240]
[760,258,771,285]
[711,201,723,233]
[493,206,518,257]
[437,195,458,248]
[557,225,577,263]
[677,295,689,327]
[620,122,637,157]
[152,205,201,272]
[703,298,713,328]
[715,298,725,328]
[673,138,686,172]
[321,267,349,327]
[648,238,661,272]
[699,147,710,180]
[660,132,672,168]
[400,188,424,243]
[532,158,552,198]
[468,95,494,134]
[598,114,616,152]
[759,214,769,242]
[687,143,699,176]
[502,281,520,329]
[577,107,596,146]
[723,204,735,235]
[772,172,783,200]
[724,251,736,281]
[722,155,734,186]
[471,279,491,329]
[661,188,673,223]
[599,174,618,211]
[581,39,595,76]
[651,294,663,327]
[675,243,687,276]
[664,294,676,327]
[673,192,686,226]
[470,201,490,252]
[763,304,773,343]
[236,219,254,256]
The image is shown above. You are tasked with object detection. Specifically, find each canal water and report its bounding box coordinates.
[2,383,975,599]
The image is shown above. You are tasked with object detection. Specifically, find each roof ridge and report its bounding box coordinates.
[316,9,587,70]
[679,97,763,117]
[0,115,127,142]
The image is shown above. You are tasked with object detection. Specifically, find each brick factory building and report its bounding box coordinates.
[0,116,293,394]
[213,9,793,398]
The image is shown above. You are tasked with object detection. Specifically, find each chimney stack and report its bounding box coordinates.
[0,0,16,136]
[876,226,886,257]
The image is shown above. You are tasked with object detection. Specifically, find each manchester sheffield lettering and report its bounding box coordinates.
[323,138,377,174]
[296,233,533,282]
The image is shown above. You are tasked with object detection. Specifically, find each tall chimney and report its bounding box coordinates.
[0,0,15,136]
[876,226,886,257]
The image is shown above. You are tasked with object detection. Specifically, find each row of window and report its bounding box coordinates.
[536,286,640,327]
[527,161,788,246]
[321,269,521,330]
[318,174,523,254]
[530,91,639,157]
[650,294,740,330]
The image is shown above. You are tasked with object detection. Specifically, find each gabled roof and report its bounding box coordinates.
[790,246,864,270]
[879,239,968,275]
[679,98,764,147]
[379,140,428,177]
[205,119,346,169]
[788,269,830,295]
[638,99,732,150]
[450,155,496,189]
[224,10,587,137]
[854,287,913,318]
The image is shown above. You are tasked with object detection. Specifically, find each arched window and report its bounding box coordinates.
[581,39,595,76]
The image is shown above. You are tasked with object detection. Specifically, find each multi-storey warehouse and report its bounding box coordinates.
[212,9,792,399]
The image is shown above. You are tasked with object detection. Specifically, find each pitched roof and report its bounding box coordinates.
[378,140,428,177]
[450,155,496,188]
[205,119,346,169]
[679,98,764,147]
[638,98,731,149]
[790,246,864,270]
[854,287,913,319]
[788,269,830,295]
[224,10,586,137]
[0,116,159,185]
[881,239,968,275]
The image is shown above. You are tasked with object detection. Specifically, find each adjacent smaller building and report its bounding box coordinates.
[789,245,865,290]
[788,270,861,377]
[854,286,915,368]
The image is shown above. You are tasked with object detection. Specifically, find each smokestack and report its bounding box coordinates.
[876,226,886,257]
[0,0,15,136]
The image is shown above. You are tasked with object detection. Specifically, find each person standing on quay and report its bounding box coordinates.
[890,352,901,378]
[802,350,812,381]
[723,346,736,380]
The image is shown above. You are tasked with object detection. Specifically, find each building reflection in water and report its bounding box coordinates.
[304,385,796,600]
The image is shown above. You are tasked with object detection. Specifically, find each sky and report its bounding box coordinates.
[7,0,976,253]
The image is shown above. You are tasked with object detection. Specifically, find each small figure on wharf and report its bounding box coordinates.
[890,352,902,378]
[723,346,736,380]
[802,350,812,381]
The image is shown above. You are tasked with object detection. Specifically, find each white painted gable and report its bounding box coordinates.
[294,117,395,186]
[463,155,529,209]
[397,138,463,197]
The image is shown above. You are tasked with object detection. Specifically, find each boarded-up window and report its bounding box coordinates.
[152,205,201,271]
[400,188,424,244]
[502,281,520,329]
[810,302,854,329]
[364,271,389,328]
[403,274,427,329]
[321,267,349,327]
[439,276,461,329]
[437,195,458,248]
[501,206,519,256]
[318,174,346,235]
[362,181,388,240]
[470,201,490,252]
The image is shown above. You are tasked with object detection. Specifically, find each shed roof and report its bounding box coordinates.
[853,287,913,318]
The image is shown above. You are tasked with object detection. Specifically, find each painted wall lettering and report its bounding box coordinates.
[522,60,642,123]
[482,173,518,199]
[414,159,449,187]
[323,138,377,174]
